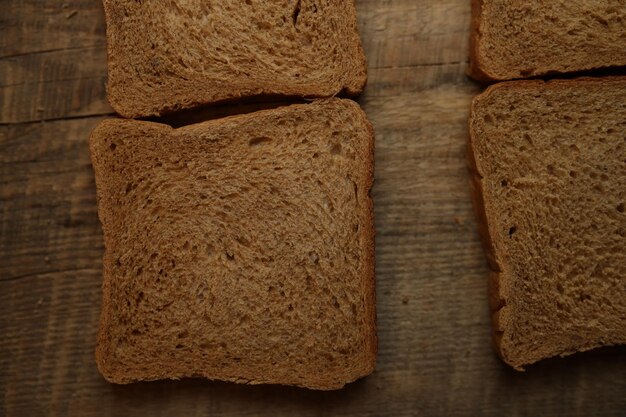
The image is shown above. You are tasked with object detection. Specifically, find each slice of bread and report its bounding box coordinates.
[103,0,367,118]
[90,98,376,390]
[468,77,626,369]
[469,0,626,81]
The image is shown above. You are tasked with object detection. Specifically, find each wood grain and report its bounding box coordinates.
[1,0,625,416]
[0,47,112,123]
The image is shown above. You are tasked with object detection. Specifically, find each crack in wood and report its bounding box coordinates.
[0,44,106,61]
[0,75,106,89]
[0,267,100,283]
[372,60,468,70]
[0,112,115,127]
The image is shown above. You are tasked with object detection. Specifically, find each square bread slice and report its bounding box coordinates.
[102,0,367,118]
[469,77,626,369]
[469,0,626,81]
[90,98,376,390]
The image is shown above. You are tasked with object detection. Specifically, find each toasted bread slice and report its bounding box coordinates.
[469,77,626,369]
[469,0,626,81]
[90,98,376,389]
[103,0,367,117]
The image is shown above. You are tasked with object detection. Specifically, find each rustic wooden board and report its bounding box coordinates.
[1,1,625,416]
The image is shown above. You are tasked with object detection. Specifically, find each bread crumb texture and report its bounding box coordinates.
[469,78,626,369]
[470,0,626,80]
[90,99,376,390]
[103,0,367,117]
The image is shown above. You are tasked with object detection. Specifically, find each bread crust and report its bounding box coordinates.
[467,95,510,366]
[467,0,494,82]
[361,109,378,377]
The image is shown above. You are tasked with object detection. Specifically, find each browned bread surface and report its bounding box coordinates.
[90,98,376,389]
[469,77,626,369]
[469,0,626,81]
[103,0,367,118]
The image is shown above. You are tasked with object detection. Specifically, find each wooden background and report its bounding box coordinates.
[1,1,625,416]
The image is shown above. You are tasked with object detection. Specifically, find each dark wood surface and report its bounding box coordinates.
[1,1,625,416]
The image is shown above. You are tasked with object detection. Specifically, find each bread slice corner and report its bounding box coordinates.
[468,1,626,81]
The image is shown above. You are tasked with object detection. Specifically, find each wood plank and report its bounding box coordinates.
[0,0,469,124]
[0,117,105,281]
[0,47,112,123]
[0,48,468,123]
[0,1,106,57]
[0,0,467,65]
[358,0,471,68]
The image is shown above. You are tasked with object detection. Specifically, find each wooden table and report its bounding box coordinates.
[1,1,625,416]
